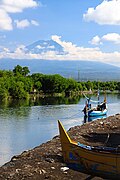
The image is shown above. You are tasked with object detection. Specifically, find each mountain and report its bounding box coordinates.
[0,59,120,81]
[0,38,120,81]
[25,40,65,55]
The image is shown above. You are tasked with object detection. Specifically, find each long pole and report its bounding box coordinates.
[98,89,100,105]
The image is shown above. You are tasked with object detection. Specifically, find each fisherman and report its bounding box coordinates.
[83,98,91,116]
[83,100,88,116]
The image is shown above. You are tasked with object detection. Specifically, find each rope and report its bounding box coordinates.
[104,133,110,146]
[61,112,80,120]
[83,93,99,104]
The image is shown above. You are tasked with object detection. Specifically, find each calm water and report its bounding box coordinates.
[0,93,120,166]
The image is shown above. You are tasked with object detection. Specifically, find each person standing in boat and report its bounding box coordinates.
[83,98,91,116]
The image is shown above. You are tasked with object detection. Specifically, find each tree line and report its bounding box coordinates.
[0,65,120,100]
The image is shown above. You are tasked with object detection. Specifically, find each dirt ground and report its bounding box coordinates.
[0,114,120,180]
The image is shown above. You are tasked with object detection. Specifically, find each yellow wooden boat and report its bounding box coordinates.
[58,120,120,179]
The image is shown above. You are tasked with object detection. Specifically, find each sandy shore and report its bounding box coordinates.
[0,114,120,180]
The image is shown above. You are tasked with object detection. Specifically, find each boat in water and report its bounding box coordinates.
[83,91,107,117]
[58,120,120,179]
[84,114,107,123]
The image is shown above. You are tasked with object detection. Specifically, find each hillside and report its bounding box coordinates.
[0,59,120,81]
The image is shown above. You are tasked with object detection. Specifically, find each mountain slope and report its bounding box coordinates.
[25,40,65,55]
[0,59,120,81]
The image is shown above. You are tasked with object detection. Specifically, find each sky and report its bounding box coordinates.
[0,0,120,66]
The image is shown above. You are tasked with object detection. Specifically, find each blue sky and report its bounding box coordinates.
[0,0,120,66]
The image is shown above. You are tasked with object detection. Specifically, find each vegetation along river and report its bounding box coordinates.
[0,93,120,166]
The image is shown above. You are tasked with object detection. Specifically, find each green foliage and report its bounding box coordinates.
[31,73,43,91]
[22,66,30,76]
[117,82,120,91]
[85,81,93,90]
[66,78,78,92]
[13,65,30,76]
[77,82,83,91]
[0,67,32,99]
[0,70,13,78]
[0,65,120,100]
[10,81,29,99]
[41,74,68,93]
[0,77,9,99]
[0,87,9,100]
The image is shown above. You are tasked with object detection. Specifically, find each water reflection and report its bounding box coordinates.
[0,93,120,166]
[0,107,31,119]
[0,99,31,108]
[31,96,82,106]
[0,95,82,108]
[0,102,83,166]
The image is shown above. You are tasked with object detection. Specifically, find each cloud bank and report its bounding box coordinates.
[0,0,39,30]
[83,0,120,25]
[0,35,120,67]
[90,33,120,45]
[14,19,39,29]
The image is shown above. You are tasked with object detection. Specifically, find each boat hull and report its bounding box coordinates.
[88,109,107,117]
[58,120,120,179]
[63,143,119,178]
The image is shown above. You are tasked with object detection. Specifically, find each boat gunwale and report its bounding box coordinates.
[69,142,120,156]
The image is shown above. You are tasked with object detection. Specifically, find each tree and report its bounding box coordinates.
[22,66,30,76]
[85,81,93,91]
[0,70,13,77]
[117,82,120,91]
[31,73,43,91]
[0,76,9,99]
[13,65,30,76]
[10,81,28,99]
[66,78,78,91]
[41,74,68,93]
[13,65,23,75]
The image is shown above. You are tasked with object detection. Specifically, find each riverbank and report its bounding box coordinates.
[0,114,120,180]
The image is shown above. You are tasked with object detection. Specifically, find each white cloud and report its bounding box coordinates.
[0,9,12,30]
[51,35,78,53]
[3,47,10,52]
[102,33,120,44]
[15,19,30,29]
[1,35,120,66]
[0,0,39,30]
[48,45,55,49]
[0,0,38,13]
[90,35,101,45]
[14,19,39,29]
[31,20,39,26]
[91,33,120,45]
[83,0,120,25]
[36,45,45,49]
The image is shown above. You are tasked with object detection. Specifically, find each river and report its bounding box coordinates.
[0,93,120,166]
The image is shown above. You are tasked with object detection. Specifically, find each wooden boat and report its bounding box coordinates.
[58,120,120,178]
[83,92,107,117]
[87,114,107,122]
[87,102,107,117]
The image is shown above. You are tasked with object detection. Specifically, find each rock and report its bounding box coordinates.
[15,168,21,173]
[100,121,104,125]
[45,157,55,163]
[11,155,19,161]
[60,167,69,171]
[41,169,47,174]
